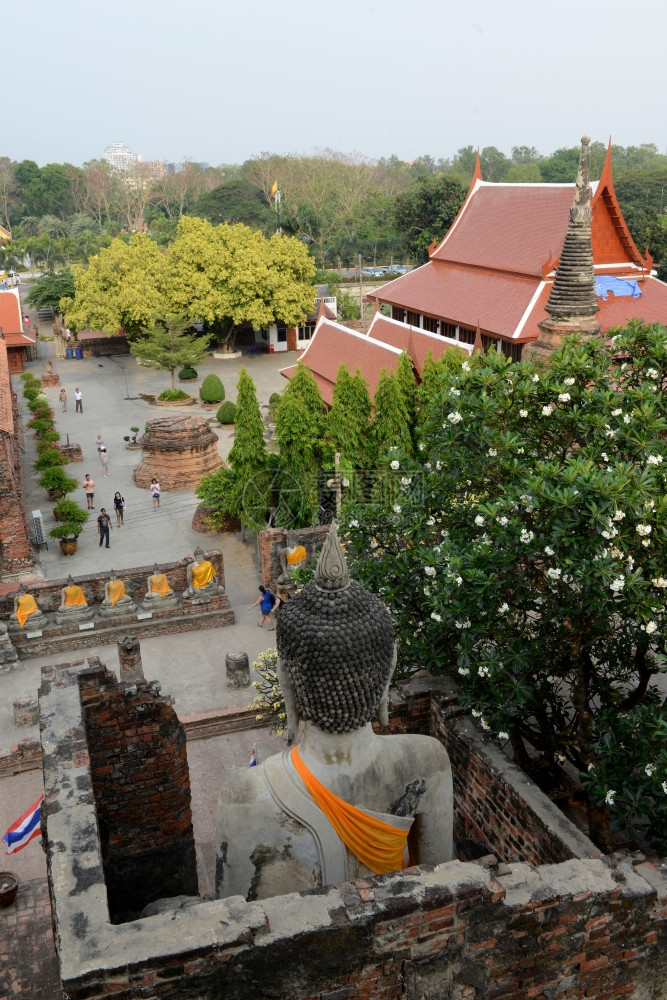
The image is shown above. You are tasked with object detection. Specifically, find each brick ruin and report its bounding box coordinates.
[133,415,222,490]
[0,356,36,577]
[39,668,667,999]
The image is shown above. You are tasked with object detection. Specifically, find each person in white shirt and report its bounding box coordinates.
[75,388,83,413]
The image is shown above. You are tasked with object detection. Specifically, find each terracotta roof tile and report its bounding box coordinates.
[371,261,541,338]
[280,319,402,404]
[0,336,14,434]
[365,314,471,374]
[0,290,22,336]
[432,182,574,276]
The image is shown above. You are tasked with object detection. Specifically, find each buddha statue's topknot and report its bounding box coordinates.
[276,523,394,733]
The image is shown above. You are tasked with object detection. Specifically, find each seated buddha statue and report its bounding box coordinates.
[99,570,135,617]
[275,530,308,586]
[215,523,453,902]
[183,547,221,599]
[56,576,94,624]
[140,564,178,610]
[8,589,48,632]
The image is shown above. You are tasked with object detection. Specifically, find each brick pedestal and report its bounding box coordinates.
[13,696,39,727]
[225,650,250,688]
[117,635,144,684]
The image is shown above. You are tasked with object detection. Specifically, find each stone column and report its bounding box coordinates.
[117,635,144,685]
[225,651,250,688]
[13,696,39,728]
[0,623,19,674]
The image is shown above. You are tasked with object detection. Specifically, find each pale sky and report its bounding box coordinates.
[8,0,666,167]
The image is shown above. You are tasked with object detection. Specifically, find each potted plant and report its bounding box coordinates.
[38,468,78,501]
[0,872,19,908]
[53,499,90,527]
[33,447,67,471]
[50,521,84,556]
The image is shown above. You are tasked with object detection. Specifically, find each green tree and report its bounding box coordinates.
[325,364,372,466]
[393,175,467,262]
[228,367,269,531]
[275,363,326,527]
[395,351,417,430]
[370,369,413,466]
[25,269,75,315]
[129,314,211,389]
[63,233,169,336]
[341,322,667,851]
[189,177,268,227]
[167,216,316,352]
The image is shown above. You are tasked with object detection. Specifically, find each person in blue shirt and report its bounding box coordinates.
[248,585,276,630]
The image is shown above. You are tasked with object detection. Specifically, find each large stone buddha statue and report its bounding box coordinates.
[183,547,222,599]
[8,589,48,632]
[140,564,178,611]
[215,524,453,902]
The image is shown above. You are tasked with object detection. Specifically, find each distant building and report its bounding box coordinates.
[103,141,139,171]
[0,288,34,373]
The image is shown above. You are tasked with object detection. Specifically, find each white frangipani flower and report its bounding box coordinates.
[645,621,658,635]
[645,764,655,777]
[447,411,462,424]
[519,409,528,418]
[544,546,554,556]
[610,576,625,592]
[646,367,659,379]
[605,790,616,805]
[426,516,436,527]
[636,524,652,537]
[648,455,663,465]
[542,405,553,416]
[563,377,575,386]
[474,515,485,526]
[652,577,667,589]
[611,408,623,417]
[498,731,509,741]
[558,393,571,403]
[498,602,510,613]
[547,567,562,580]
[458,667,470,676]
[424,566,436,577]
[497,516,509,526]
[462,361,470,371]
[430,612,442,622]
[488,448,497,457]
[390,460,400,470]
[520,528,534,543]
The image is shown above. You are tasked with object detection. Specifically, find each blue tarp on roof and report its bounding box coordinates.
[595,276,642,301]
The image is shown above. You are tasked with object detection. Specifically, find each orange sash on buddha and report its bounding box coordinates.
[286,545,307,566]
[290,746,408,875]
[16,594,39,629]
[107,579,126,607]
[64,585,87,607]
[150,573,172,596]
[192,560,215,589]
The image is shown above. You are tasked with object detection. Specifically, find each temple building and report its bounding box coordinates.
[366,138,667,362]
[280,309,474,404]
[0,288,35,373]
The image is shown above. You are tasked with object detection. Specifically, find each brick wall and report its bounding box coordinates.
[41,660,198,924]
[40,666,667,999]
[0,549,225,614]
[0,387,35,575]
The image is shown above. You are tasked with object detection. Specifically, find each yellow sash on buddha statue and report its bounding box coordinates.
[192,560,215,589]
[108,579,126,607]
[291,746,408,875]
[16,594,39,629]
[150,573,172,596]
[286,545,307,566]
[64,585,87,607]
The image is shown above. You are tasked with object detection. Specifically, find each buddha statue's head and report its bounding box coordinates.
[193,545,205,563]
[276,523,394,734]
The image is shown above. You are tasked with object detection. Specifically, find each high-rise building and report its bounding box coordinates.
[103,141,139,171]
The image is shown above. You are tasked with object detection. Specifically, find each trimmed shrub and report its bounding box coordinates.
[27,417,54,436]
[269,392,281,406]
[158,388,190,401]
[50,522,85,540]
[34,448,67,470]
[38,468,78,494]
[200,373,225,403]
[216,401,237,424]
[178,366,198,380]
[54,499,90,526]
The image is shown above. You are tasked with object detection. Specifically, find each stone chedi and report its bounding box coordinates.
[56,576,94,624]
[133,415,222,490]
[183,546,223,599]
[216,524,453,901]
[98,570,135,618]
[523,135,602,361]
[140,564,178,610]
[8,589,48,632]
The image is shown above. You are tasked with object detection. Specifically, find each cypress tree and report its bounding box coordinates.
[370,369,413,466]
[326,364,372,467]
[395,351,417,429]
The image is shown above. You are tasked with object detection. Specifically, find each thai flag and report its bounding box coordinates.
[249,747,257,767]
[2,794,44,854]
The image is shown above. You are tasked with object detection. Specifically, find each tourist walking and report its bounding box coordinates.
[75,387,83,413]
[99,447,109,477]
[95,434,105,454]
[97,508,112,548]
[59,388,67,412]
[82,474,95,510]
[150,478,161,509]
[248,585,276,630]
[113,492,125,525]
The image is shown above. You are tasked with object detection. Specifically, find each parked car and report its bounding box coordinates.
[361,266,389,278]
[389,264,408,274]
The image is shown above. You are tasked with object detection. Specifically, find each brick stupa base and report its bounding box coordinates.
[133,415,222,490]
[522,316,602,364]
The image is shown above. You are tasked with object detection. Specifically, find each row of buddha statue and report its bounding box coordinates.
[7,549,223,634]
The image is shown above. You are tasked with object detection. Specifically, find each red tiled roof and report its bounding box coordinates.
[0,290,22,336]
[0,336,14,434]
[522,276,667,338]
[370,261,542,338]
[432,181,574,276]
[4,331,35,348]
[365,314,471,374]
[280,319,403,405]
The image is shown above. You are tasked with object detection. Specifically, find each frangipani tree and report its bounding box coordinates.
[341,321,667,850]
